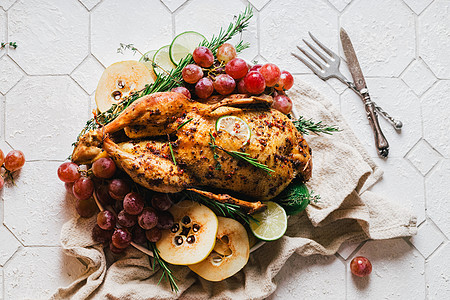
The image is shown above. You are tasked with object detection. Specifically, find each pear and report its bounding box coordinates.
[189,217,250,281]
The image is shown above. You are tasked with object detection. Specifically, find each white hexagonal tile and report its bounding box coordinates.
[406,139,441,176]
[0,56,23,94]
[3,161,77,246]
[426,159,450,238]
[341,0,415,77]
[261,0,338,73]
[267,254,345,299]
[422,81,450,158]
[8,0,89,75]
[248,0,271,11]
[0,8,6,58]
[78,0,101,11]
[419,0,450,78]
[161,0,187,12]
[347,239,425,299]
[337,241,363,260]
[5,76,90,161]
[4,247,86,299]
[401,60,437,96]
[0,267,3,300]
[328,0,352,11]
[293,74,340,110]
[92,0,172,67]
[71,55,104,95]
[403,0,434,15]
[427,243,450,298]
[410,221,445,259]
[0,0,16,10]
[341,78,421,158]
[0,225,20,266]
[175,0,258,62]
[370,157,425,224]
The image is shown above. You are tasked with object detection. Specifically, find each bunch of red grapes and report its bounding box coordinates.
[58,157,175,254]
[171,43,295,115]
[0,148,26,190]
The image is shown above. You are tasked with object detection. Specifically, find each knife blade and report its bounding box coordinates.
[340,28,367,92]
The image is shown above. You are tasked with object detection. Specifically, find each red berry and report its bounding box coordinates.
[225,58,249,79]
[237,79,248,94]
[272,94,293,115]
[350,256,372,277]
[213,74,236,95]
[259,63,281,87]
[244,71,266,94]
[249,64,262,72]
[275,71,294,91]
[171,87,191,99]
[195,77,214,99]
[57,162,80,183]
[193,46,214,68]
[4,150,25,172]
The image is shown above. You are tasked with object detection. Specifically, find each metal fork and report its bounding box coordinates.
[292,32,403,130]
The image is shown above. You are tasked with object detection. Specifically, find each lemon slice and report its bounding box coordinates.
[249,201,287,241]
[169,31,206,66]
[153,45,176,75]
[215,116,251,146]
[139,49,157,71]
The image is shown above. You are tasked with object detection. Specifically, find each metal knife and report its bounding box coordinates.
[340,28,389,157]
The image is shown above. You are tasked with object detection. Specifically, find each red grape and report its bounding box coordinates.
[58,162,80,183]
[350,256,372,277]
[112,228,132,249]
[151,193,173,211]
[0,176,4,191]
[138,207,158,230]
[73,177,94,201]
[108,178,130,201]
[97,210,116,230]
[214,74,236,95]
[146,227,162,242]
[92,157,116,179]
[113,198,124,212]
[249,64,262,72]
[182,64,203,84]
[0,149,5,165]
[95,184,115,206]
[193,46,214,68]
[244,71,266,94]
[171,87,191,99]
[123,192,145,215]
[110,243,126,254]
[75,198,97,218]
[4,150,25,172]
[259,63,281,87]
[117,210,137,228]
[156,211,174,230]
[225,58,249,79]
[132,226,147,245]
[275,71,294,91]
[217,43,236,63]
[195,77,214,99]
[272,94,293,114]
[237,79,248,94]
[91,224,113,244]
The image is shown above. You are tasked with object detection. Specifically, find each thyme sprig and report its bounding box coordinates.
[0,42,17,49]
[149,242,179,293]
[293,116,340,135]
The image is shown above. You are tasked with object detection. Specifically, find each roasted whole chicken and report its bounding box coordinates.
[72,92,312,211]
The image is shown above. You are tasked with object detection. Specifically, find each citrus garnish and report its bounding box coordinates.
[152,45,176,75]
[249,201,287,241]
[169,31,206,66]
[215,116,251,146]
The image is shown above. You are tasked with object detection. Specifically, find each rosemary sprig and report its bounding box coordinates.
[0,42,17,49]
[176,118,193,130]
[293,116,340,135]
[150,242,179,292]
[167,135,177,166]
[209,132,274,175]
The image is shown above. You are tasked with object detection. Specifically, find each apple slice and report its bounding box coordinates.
[188,217,250,281]
[95,60,155,112]
[156,200,218,265]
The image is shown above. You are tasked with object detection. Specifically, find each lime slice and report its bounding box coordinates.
[215,116,251,146]
[153,45,176,75]
[139,49,157,71]
[169,31,206,66]
[249,202,287,241]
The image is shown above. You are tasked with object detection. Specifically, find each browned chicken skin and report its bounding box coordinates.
[72,92,312,201]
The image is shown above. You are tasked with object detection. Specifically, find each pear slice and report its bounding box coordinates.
[94,60,155,112]
[188,217,250,281]
[156,200,218,265]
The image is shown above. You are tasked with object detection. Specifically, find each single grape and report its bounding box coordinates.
[123,192,145,215]
[350,256,372,277]
[171,87,191,99]
[151,193,173,211]
[138,207,158,230]
[75,198,97,218]
[146,227,162,243]
[156,211,174,230]
[272,94,293,114]
[108,178,131,201]
[117,210,137,228]
[92,157,116,179]
[57,162,81,183]
[244,71,266,94]
[195,77,214,99]
[111,228,132,249]
[95,184,115,206]
[0,149,5,165]
[132,226,147,245]
[193,46,214,68]
[113,199,124,212]
[213,74,236,95]
[225,58,249,79]
[110,242,126,254]
[237,79,248,94]
[97,210,116,230]
[92,224,113,244]
[259,63,281,87]
[73,177,94,201]
[217,43,236,63]
[4,150,25,172]
[182,64,203,84]
[249,64,262,72]
[0,176,4,191]
[275,71,294,91]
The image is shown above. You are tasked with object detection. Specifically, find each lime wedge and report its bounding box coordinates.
[169,31,206,66]
[215,116,251,146]
[139,49,157,71]
[249,201,287,241]
[153,45,176,75]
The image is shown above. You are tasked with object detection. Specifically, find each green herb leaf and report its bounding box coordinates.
[293,116,340,135]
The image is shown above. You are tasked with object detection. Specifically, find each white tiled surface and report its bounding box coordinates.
[0,0,449,299]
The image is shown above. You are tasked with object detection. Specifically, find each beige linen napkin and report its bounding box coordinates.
[51,79,417,300]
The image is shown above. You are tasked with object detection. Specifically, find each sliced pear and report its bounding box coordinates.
[189,217,250,281]
[94,60,155,112]
[156,200,218,265]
